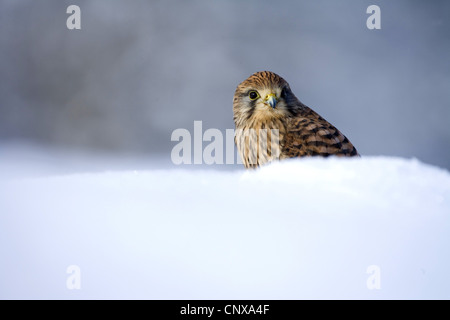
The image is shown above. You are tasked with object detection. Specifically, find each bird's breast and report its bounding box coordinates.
[235,119,287,168]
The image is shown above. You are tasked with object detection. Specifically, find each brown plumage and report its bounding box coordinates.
[233,71,359,168]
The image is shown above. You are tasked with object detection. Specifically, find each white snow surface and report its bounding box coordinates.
[1,149,450,299]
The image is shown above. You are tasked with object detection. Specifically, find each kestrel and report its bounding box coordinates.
[233,71,359,168]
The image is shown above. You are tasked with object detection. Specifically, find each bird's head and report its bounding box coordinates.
[233,71,300,127]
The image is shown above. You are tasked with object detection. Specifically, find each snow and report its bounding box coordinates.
[1,147,449,299]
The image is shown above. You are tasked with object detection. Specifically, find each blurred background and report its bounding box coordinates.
[1,0,449,171]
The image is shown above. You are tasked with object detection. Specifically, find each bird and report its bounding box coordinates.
[233,71,359,168]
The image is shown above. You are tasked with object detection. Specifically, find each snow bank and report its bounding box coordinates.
[0,154,449,299]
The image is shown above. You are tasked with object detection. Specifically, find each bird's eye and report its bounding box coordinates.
[281,87,287,99]
[248,91,260,100]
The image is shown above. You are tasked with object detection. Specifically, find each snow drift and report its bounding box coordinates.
[0,153,449,299]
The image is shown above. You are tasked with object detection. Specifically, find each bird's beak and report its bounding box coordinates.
[265,93,278,109]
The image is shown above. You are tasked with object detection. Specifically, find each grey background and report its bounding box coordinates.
[1,0,449,169]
